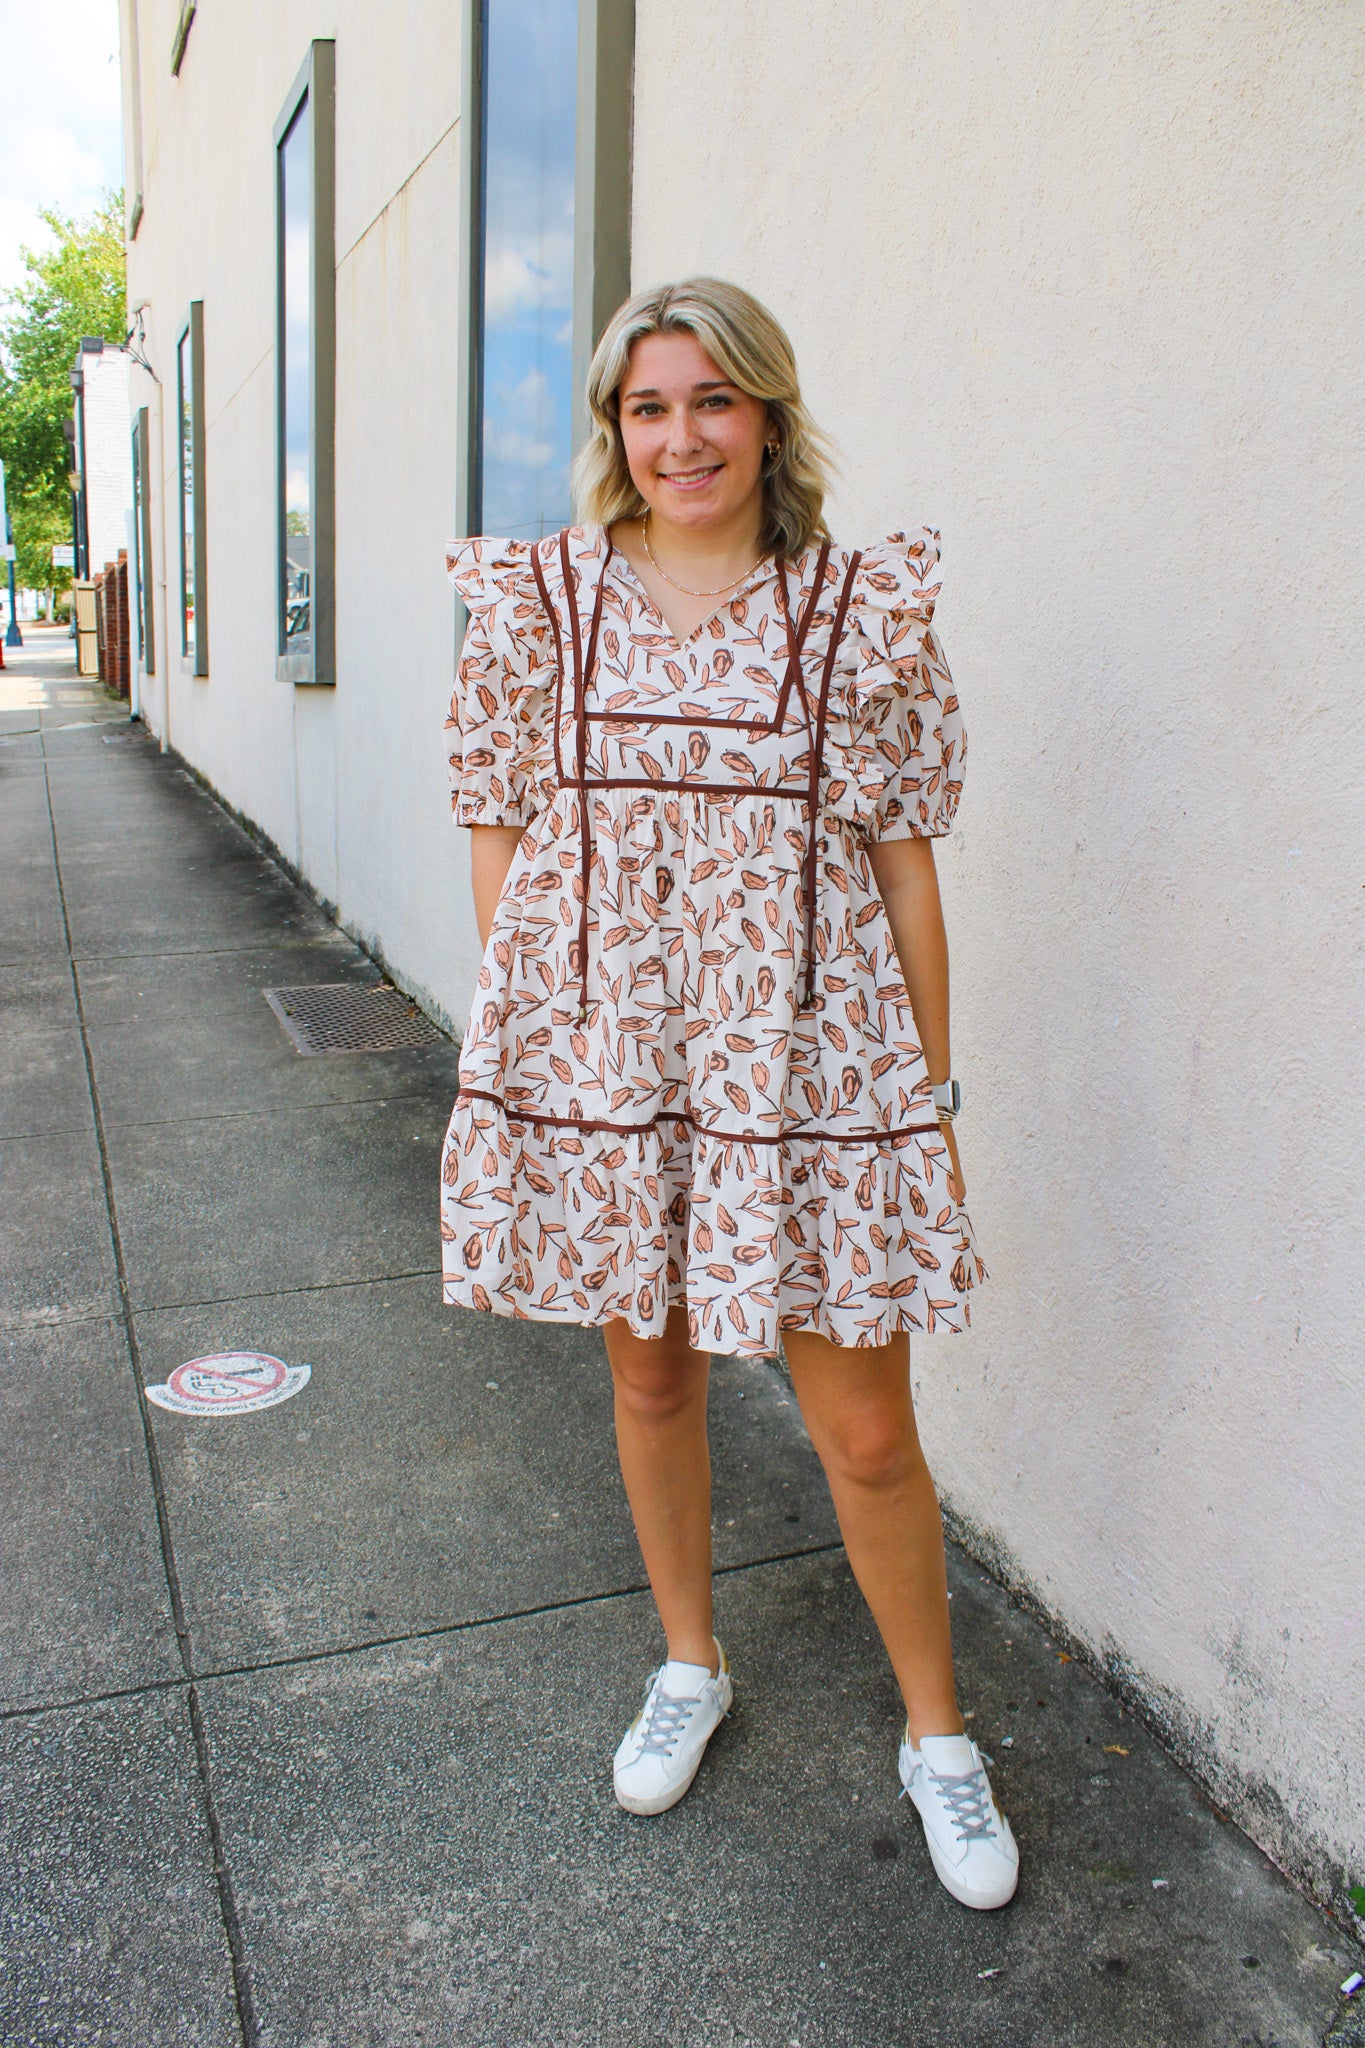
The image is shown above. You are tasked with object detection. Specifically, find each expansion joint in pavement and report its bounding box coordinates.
[40,740,262,2048]
[0,1541,849,1723]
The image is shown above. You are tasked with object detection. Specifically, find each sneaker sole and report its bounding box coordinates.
[614,1751,707,1816]
[919,1825,1019,1910]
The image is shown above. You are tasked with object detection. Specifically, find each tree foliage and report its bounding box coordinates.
[0,192,126,589]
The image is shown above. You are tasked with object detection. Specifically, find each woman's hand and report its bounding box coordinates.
[940,1116,966,1206]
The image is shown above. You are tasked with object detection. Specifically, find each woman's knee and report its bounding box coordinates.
[820,1405,924,1492]
[607,1329,706,1424]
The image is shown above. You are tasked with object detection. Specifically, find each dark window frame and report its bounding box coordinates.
[455,0,634,541]
[177,301,208,676]
[132,405,155,673]
[273,39,336,687]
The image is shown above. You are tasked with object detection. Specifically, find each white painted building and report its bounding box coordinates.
[72,339,134,581]
[118,0,1363,1918]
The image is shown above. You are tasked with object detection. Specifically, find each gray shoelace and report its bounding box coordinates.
[636,1677,700,1759]
[925,1763,996,1843]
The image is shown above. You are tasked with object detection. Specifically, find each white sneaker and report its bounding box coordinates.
[613,1643,732,1815]
[899,1728,1019,1909]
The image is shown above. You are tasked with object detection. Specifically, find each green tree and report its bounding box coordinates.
[0,191,126,594]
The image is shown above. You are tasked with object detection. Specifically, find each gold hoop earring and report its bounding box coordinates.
[765,439,781,460]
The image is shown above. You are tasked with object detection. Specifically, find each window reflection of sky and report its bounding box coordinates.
[281,97,312,650]
[178,329,194,650]
[480,0,577,539]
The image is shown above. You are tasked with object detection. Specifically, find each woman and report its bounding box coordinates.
[442,278,1016,1911]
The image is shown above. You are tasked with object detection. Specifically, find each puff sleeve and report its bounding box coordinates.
[444,537,558,827]
[845,530,965,840]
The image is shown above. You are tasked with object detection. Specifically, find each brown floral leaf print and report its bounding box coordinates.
[740,919,765,949]
[823,1022,849,1052]
[727,1299,749,1335]
[909,1244,941,1271]
[724,1081,751,1116]
[692,1220,714,1253]
[441,527,978,1353]
[706,1262,737,1284]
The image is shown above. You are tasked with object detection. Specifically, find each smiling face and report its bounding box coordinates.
[617,329,772,536]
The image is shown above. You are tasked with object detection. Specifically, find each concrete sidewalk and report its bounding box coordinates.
[2,631,1360,2048]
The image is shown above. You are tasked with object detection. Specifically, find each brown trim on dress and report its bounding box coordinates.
[547,530,861,1019]
[457,1085,940,1146]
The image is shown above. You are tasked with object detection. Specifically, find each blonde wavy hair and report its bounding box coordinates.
[571,277,835,560]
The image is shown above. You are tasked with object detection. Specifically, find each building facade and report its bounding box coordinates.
[118,0,1364,1915]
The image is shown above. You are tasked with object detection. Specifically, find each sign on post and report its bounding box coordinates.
[52,544,75,569]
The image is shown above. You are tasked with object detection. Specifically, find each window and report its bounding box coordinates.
[477,0,578,537]
[274,41,335,685]
[458,0,634,539]
[177,301,207,674]
[132,406,154,672]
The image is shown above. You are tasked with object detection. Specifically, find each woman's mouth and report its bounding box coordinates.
[658,465,722,491]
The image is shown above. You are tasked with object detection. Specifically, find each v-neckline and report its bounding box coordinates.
[605,531,780,654]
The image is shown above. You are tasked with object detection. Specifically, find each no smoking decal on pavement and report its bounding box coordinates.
[145,1352,311,1416]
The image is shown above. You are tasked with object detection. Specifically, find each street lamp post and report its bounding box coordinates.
[5,515,21,648]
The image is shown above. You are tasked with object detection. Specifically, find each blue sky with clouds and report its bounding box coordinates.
[0,0,123,306]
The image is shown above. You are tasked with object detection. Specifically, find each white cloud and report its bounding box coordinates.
[0,0,123,304]
[483,229,574,324]
[487,427,555,472]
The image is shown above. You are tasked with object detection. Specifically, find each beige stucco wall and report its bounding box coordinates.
[124,0,477,1024]
[633,0,1365,1904]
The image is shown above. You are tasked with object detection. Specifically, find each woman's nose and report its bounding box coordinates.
[665,407,704,454]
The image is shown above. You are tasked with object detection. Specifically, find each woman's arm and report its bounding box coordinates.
[469,825,524,948]
[866,834,965,1202]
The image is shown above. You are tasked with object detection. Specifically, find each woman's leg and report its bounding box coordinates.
[603,1307,717,1672]
[783,1329,962,1743]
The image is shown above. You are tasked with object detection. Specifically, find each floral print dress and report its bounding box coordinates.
[440,524,985,1358]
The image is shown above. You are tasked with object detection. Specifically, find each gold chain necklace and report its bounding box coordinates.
[640,512,765,597]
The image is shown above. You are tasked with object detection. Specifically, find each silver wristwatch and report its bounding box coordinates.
[931,1079,961,1122]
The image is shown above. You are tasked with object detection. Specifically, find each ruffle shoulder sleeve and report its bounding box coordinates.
[443,536,558,828]
[843,529,965,840]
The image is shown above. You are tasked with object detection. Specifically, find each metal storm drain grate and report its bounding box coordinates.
[263,984,445,1056]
